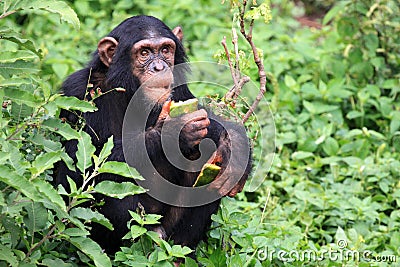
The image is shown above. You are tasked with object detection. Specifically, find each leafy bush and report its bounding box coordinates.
[1,0,399,266]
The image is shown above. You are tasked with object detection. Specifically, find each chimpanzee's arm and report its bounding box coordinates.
[206,113,253,197]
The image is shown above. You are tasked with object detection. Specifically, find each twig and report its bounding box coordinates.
[0,10,17,20]
[238,2,267,124]
[25,224,57,258]
[221,37,240,100]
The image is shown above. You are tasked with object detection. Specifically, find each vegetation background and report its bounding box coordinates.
[0,0,399,266]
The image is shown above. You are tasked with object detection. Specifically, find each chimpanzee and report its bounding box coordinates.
[56,15,252,254]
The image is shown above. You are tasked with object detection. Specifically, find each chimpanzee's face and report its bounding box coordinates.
[97,25,183,104]
[131,37,176,103]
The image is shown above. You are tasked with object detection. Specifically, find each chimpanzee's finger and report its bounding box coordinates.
[158,100,172,121]
[181,109,208,122]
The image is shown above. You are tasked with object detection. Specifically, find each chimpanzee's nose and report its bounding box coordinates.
[153,60,165,72]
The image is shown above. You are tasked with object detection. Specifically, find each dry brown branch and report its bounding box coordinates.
[238,3,267,124]
[222,36,240,101]
[221,0,269,123]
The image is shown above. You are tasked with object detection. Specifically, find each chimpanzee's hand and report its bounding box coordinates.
[155,100,210,149]
[208,131,249,197]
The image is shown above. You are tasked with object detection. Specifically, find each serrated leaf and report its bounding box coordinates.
[61,152,75,171]
[63,228,90,237]
[0,61,39,78]
[42,117,80,140]
[76,131,96,173]
[70,207,113,230]
[4,87,42,107]
[69,237,111,267]
[54,96,97,112]
[0,166,41,201]
[94,181,146,199]
[13,0,80,30]
[0,78,32,87]
[23,202,48,233]
[0,50,37,64]
[0,26,41,56]
[11,103,33,121]
[32,179,66,212]
[31,151,61,176]
[98,136,114,164]
[98,161,144,180]
[42,258,73,267]
[30,133,62,152]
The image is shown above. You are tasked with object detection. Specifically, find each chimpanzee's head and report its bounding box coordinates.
[90,15,188,104]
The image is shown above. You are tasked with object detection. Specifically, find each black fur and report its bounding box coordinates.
[56,15,251,253]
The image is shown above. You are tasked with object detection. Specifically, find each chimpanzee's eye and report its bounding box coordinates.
[140,49,150,57]
[161,46,170,54]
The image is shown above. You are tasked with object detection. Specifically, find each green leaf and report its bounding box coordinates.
[128,210,144,225]
[291,151,314,160]
[94,181,146,199]
[142,214,162,225]
[11,103,33,121]
[341,157,363,167]
[63,228,90,237]
[69,237,111,267]
[303,100,339,114]
[70,207,113,230]
[322,1,347,25]
[23,202,48,233]
[185,257,199,267]
[0,61,39,78]
[54,96,97,112]
[130,225,147,240]
[98,161,144,180]
[0,50,37,63]
[0,27,41,56]
[42,118,80,140]
[30,133,62,153]
[42,258,74,267]
[0,166,41,201]
[0,244,18,267]
[322,137,339,156]
[390,111,400,134]
[31,151,61,176]
[0,78,32,87]
[13,0,80,30]
[76,131,96,173]
[170,245,192,258]
[32,179,67,212]
[3,87,42,107]
[98,136,114,164]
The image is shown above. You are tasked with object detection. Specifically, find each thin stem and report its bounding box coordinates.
[0,10,17,20]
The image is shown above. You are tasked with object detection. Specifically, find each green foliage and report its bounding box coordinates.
[1,0,400,266]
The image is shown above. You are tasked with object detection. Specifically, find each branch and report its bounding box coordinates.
[25,224,57,258]
[238,2,267,124]
[221,36,240,101]
[0,10,17,20]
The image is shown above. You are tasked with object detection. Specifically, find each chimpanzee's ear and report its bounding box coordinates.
[98,37,119,67]
[172,26,183,42]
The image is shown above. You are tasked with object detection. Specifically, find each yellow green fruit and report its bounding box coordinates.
[169,98,198,117]
[193,163,221,187]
